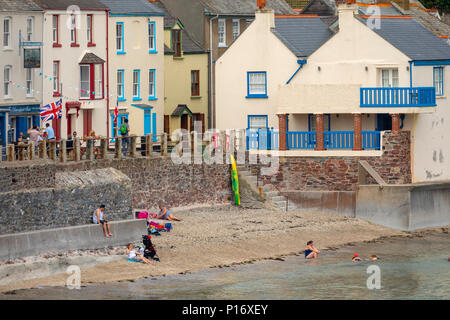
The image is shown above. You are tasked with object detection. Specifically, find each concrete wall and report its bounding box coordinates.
[0,219,147,261]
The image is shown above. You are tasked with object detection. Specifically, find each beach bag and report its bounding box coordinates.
[164,223,173,231]
[120,123,127,135]
[137,211,149,220]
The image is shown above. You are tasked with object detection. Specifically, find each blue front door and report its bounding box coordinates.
[377,114,392,131]
[0,113,6,146]
[144,109,151,135]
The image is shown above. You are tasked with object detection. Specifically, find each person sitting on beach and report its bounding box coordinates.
[352,253,361,262]
[305,240,320,259]
[126,243,152,264]
[156,205,181,221]
[93,204,113,237]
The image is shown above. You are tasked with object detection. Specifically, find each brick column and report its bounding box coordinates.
[391,113,400,132]
[315,113,324,151]
[278,114,287,151]
[353,113,362,151]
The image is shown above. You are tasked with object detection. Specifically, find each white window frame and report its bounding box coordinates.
[218,19,226,47]
[380,68,399,88]
[232,19,240,41]
[26,68,33,97]
[26,16,34,42]
[80,64,91,99]
[132,70,140,99]
[4,65,11,98]
[248,72,267,96]
[87,15,92,43]
[148,69,155,98]
[117,70,124,98]
[434,66,444,96]
[53,61,59,94]
[94,64,102,99]
[3,17,11,48]
[52,15,58,44]
[70,14,76,44]
[148,21,155,51]
[248,116,267,129]
[116,22,123,52]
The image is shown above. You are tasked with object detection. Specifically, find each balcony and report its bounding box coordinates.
[360,87,436,108]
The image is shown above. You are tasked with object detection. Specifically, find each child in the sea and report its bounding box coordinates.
[369,254,379,261]
[126,243,152,264]
[352,253,361,262]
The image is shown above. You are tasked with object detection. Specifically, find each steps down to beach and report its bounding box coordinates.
[237,166,288,211]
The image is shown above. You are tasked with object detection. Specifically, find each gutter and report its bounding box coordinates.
[409,60,413,87]
[286,59,307,85]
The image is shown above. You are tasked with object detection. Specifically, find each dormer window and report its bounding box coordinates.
[172,29,181,57]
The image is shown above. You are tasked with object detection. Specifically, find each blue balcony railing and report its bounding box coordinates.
[246,128,279,150]
[324,131,354,149]
[362,131,381,150]
[287,131,316,149]
[360,87,436,107]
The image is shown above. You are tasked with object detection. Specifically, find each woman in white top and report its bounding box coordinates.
[126,243,152,264]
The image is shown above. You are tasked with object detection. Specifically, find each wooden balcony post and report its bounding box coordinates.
[38,140,46,159]
[60,139,67,163]
[145,134,153,157]
[161,133,168,156]
[115,137,122,159]
[353,113,362,151]
[100,138,107,159]
[315,113,325,151]
[277,114,288,151]
[86,138,94,161]
[27,144,33,160]
[129,135,137,158]
[391,113,400,132]
[6,144,14,162]
[74,138,81,162]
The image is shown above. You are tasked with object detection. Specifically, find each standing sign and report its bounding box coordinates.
[24,48,41,68]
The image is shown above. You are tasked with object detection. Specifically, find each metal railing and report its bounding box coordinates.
[246,128,279,150]
[324,131,354,149]
[360,87,436,107]
[286,131,316,149]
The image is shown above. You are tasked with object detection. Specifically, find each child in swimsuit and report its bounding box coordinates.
[305,240,320,259]
[126,243,152,264]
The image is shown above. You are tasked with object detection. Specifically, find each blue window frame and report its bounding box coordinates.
[148,21,157,54]
[433,66,444,96]
[247,115,268,129]
[117,69,125,101]
[148,69,157,100]
[116,22,125,54]
[132,69,141,101]
[246,71,268,98]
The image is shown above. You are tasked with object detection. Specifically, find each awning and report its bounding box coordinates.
[80,52,105,64]
[171,104,193,116]
[130,104,154,110]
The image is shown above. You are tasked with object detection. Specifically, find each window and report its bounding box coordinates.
[94,64,103,99]
[87,14,94,45]
[4,66,11,98]
[116,22,124,53]
[3,17,11,48]
[117,70,124,99]
[70,14,78,46]
[26,68,33,96]
[381,69,399,87]
[132,70,140,100]
[148,69,155,99]
[248,115,268,129]
[52,15,60,46]
[148,21,156,52]
[26,17,34,41]
[53,61,60,96]
[172,29,181,57]
[80,65,90,99]
[309,114,331,132]
[191,70,200,96]
[434,67,444,96]
[218,19,226,47]
[247,72,267,98]
[232,19,240,41]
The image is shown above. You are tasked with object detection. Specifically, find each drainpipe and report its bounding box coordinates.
[209,13,219,129]
[106,9,110,146]
[286,59,307,85]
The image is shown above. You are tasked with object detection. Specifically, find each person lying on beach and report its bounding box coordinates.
[352,253,361,262]
[305,240,320,259]
[156,205,181,221]
[126,243,152,264]
[93,204,113,237]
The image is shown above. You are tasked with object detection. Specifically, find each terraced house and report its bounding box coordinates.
[100,0,164,139]
[215,2,450,183]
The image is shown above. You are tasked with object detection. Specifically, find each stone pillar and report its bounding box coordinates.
[146,134,153,157]
[0,146,2,162]
[100,138,107,159]
[60,139,67,163]
[38,140,47,159]
[315,113,325,151]
[74,137,81,162]
[353,113,362,151]
[27,144,33,160]
[115,137,122,159]
[391,113,400,132]
[277,114,287,151]
[17,146,24,161]
[6,144,14,162]
[161,133,168,156]
[129,136,137,158]
[49,141,57,161]
[220,130,227,163]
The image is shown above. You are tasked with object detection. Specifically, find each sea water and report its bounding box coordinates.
[2,232,449,300]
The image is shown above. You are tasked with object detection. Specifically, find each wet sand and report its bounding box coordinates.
[0,206,410,293]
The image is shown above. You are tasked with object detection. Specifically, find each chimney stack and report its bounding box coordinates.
[257,0,267,9]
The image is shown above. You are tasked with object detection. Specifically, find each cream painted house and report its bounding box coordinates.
[215,3,450,182]
[152,1,208,136]
[37,0,109,140]
[0,0,43,147]
[100,0,164,140]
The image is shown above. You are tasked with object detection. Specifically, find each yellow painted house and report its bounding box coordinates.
[154,1,208,136]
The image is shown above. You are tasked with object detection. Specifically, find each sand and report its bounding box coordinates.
[0,206,407,293]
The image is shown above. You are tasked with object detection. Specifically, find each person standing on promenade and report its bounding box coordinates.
[28,125,41,153]
[305,240,320,259]
[119,119,130,155]
[93,204,113,237]
[45,123,55,141]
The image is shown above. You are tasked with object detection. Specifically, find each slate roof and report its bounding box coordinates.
[0,0,42,12]
[358,17,450,61]
[99,0,164,15]
[32,0,108,10]
[272,17,334,57]
[171,104,193,116]
[80,52,105,64]
[200,0,295,15]
[151,0,178,28]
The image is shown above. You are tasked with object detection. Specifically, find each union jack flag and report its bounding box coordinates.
[40,99,62,122]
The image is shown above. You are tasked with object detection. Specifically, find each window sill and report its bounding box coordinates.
[173,56,184,60]
[87,43,96,47]
[117,51,126,55]
[53,43,62,48]
[148,49,158,54]
[70,43,80,47]
[53,93,61,97]
[132,97,142,102]
[218,44,228,48]
[3,47,13,51]
[436,95,446,99]
[148,97,158,101]
[190,96,202,99]
[246,94,268,99]
[118,97,127,102]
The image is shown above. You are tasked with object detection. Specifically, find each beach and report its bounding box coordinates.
[0,205,415,293]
